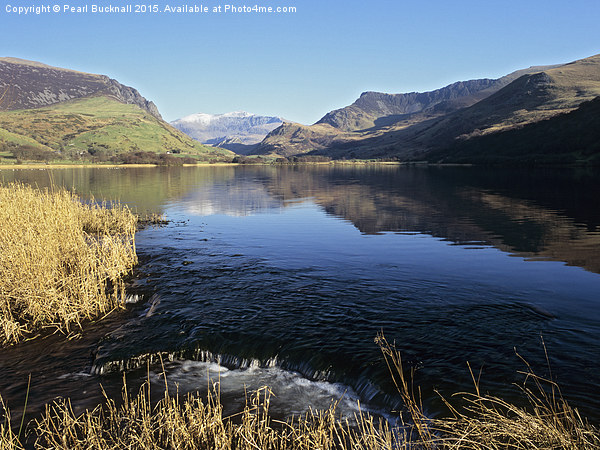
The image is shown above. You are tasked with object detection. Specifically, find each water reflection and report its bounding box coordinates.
[182,179,283,216]
[2,165,599,273]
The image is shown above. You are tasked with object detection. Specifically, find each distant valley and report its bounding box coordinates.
[2,54,600,166]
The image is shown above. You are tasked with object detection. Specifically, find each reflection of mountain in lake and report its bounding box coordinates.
[182,179,283,216]
[250,166,600,274]
[2,165,598,274]
[0,166,236,214]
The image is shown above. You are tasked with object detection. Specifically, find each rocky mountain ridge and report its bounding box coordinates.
[0,57,162,119]
[317,78,499,131]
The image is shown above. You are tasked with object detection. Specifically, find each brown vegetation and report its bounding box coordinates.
[0,182,137,345]
[2,336,598,448]
[376,333,600,449]
[9,144,58,162]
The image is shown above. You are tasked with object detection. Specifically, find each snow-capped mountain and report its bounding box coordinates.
[170,111,284,154]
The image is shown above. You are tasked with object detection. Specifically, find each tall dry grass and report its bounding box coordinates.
[376,333,600,449]
[0,398,23,450]
[31,377,398,449]
[1,337,596,449]
[0,182,137,345]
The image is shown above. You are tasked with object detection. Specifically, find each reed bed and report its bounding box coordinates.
[2,337,597,449]
[0,182,137,346]
[31,379,398,449]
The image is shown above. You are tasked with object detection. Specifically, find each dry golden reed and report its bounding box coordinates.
[2,337,596,449]
[376,333,600,449]
[0,398,22,450]
[0,182,137,345]
[31,378,398,450]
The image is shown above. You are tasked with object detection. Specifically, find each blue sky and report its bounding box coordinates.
[2,0,599,124]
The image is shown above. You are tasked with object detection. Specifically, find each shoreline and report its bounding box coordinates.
[0,162,238,169]
[0,161,472,170]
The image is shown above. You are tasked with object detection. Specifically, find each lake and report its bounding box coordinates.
[1,164,599,423]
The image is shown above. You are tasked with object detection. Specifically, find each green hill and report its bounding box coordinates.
[0,58,234,164]
[0,96,233,162]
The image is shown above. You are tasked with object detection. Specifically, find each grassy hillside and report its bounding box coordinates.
[0,96,234,163]
[425,96,600,165]
[421,55,600,145]
[254,122,347,157]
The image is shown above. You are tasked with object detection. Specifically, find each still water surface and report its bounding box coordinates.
[1,165,599,422]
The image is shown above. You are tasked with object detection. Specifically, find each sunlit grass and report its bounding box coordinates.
[0,97,232,160]
[30,376,397,449]
[0,182,138,346]
[2,336,599,448]
[376,333,600,449]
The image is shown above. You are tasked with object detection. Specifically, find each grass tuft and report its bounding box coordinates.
[376,332,600,449]
[0,182,138,346]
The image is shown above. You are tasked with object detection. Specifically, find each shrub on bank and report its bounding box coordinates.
[110,151,195,165]
[10,144,58,162]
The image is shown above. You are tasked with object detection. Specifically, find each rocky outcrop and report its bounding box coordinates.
[101,76,162,119]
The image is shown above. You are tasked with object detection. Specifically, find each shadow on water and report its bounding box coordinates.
[1,165,600,425]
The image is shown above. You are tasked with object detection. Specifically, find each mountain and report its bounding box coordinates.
[425,96,600,165]
[315,64,565,134]
[0,58,234,163]
[254,55,600,164]
[0,57,162,119]
[171,111,284,154]
[254,64,563,157]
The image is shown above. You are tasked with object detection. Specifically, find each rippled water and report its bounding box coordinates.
[1,165,600,424]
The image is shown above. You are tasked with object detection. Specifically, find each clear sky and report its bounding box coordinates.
[1,0,599,124]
